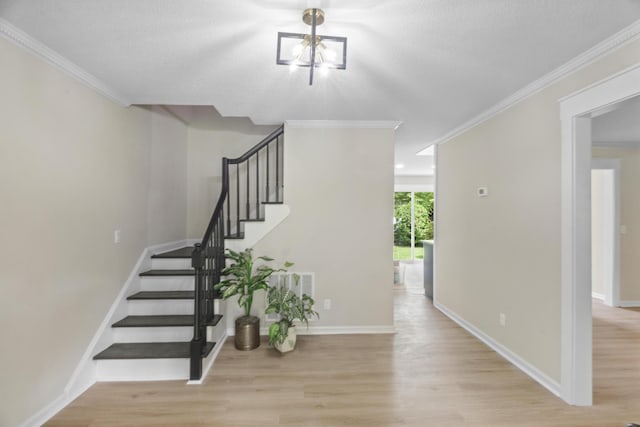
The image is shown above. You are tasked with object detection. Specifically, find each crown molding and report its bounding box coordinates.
[418,18,640,152]
[0,18,130,107]
[286,120,402,130]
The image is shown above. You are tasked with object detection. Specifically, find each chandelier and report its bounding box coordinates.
[276,8,347,85]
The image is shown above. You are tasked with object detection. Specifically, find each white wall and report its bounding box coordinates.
[252,124,395,330]
[0,36,188,427]
[593,146,640,302]
[435,38,640,383]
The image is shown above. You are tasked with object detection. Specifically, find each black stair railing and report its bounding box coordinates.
[189,125,284,380]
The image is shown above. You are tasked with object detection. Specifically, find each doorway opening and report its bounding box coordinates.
[393,191,433,261]
[560,63,640,406]
[590,160,620,307]
[393,191,434,294]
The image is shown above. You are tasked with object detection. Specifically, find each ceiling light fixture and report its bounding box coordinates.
[276,8,347,85]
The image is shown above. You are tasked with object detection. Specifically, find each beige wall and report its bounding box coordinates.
[591,169,606,297]
[435,39,640,382]
[593,146,640,301]
[253,125,395,329]
[186,124,277,238]
[394,174,434,192]
[0,37,187,426]
[147,106,188,245]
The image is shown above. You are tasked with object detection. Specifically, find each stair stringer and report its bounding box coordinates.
[225,204,290,252]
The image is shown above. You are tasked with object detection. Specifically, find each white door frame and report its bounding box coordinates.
[560,63,640,406]
[591,159,621,307]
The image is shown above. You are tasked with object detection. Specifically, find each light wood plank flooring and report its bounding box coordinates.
[45,293,640,426]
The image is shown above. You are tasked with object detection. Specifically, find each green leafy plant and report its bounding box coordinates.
[214,248,292,317]
[266,274,319,345]
[394,192,434,246]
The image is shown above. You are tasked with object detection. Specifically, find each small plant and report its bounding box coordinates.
[266,274,318,347]
[215,248,292,317]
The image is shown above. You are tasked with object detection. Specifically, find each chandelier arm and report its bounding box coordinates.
[309,9,318,85]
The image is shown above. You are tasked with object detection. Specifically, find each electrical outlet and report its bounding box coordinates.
[114,229,121,244]
[499,312,506,327]
[323,298,331,310]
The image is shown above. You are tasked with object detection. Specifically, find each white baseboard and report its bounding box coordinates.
[186,238,201,246]
[299,325,397,335]
[22,239,191,427]
[618,300,640,307]
[226,325,397,336]
[19,380,93,427]
[591,292,604,300]
[434,302,561,398]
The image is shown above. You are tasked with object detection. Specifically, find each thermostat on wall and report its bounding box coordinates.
[477,187,489,197]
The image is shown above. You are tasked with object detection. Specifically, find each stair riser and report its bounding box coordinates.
[112,326,193,343]
[95,358,190,381]
[151,258,192,270]
[140,277,194,291]
[128,300,193,315]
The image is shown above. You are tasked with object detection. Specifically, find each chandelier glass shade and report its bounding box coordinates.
[276,8,347,85]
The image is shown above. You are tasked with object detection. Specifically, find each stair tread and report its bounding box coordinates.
[93,341,215,360]
[224,233,245,240]
[151,247,194,259]
[113,314,222,328]
[240,218,265,222]
[128,291,194,300]
[114,315,193,327]
[140,269,194,277]
[262,201,283,205]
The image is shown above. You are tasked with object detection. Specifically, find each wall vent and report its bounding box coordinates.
[265,272,315,322]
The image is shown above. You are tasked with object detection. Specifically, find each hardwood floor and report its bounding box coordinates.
[45,294,640,426]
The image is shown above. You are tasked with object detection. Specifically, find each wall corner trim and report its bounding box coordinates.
[420,19,640,150]
[434,301,562,398]
[0,17,130,107]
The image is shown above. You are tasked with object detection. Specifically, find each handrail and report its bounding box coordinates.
[189,125,284,380]
[228,126,285,164]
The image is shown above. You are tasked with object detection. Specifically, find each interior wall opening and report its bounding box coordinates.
[560,64,640,406]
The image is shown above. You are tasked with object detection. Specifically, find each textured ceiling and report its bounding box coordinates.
[2,1,640,175]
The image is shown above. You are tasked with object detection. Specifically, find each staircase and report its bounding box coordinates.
[93,247,222,381]
[91,125,286,382]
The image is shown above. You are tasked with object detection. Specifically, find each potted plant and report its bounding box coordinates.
[215,248,291,350]
[266,274,318,353]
